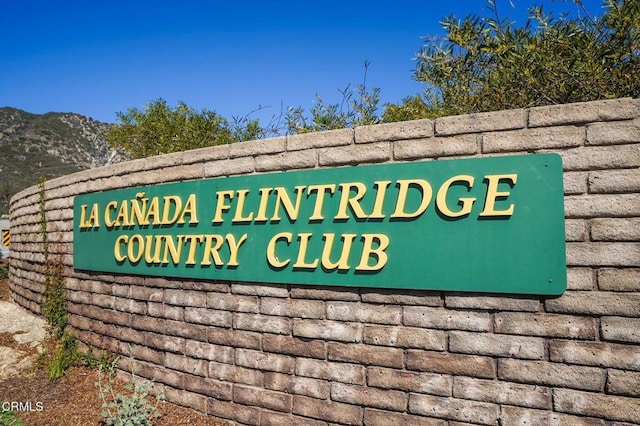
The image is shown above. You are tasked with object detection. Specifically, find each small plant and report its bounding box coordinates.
[95,352,165,426]
[0,251,8,279]
[0,410,24,426]
[37,332,79,381]
[38,178,68,338]
[47,332,78,380]
[41,255,68,338]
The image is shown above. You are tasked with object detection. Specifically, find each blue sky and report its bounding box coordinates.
[1,0,604,125]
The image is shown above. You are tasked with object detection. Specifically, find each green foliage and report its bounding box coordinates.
[0,410,24,426]
[105,99,234,158]
[96,353,165,426]
[0,251,8,279]
[42,256,68,339]
[286,61,381,133]
[45,332,79,381]
[406,0,640,118]
[39,179,68,338]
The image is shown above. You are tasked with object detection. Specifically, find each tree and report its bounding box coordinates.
[104,99,234,158]
[384,0,640,120]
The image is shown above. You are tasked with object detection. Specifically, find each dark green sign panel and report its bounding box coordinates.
[73,154,566,295]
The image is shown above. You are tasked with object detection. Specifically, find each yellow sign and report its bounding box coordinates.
[1,230,9,247]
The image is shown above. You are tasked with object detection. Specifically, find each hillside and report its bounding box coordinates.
[0,107,124,214]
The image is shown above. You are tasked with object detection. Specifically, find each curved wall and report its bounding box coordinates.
[9,98,640,425]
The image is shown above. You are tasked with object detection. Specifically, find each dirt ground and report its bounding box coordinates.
[0,270,230,426]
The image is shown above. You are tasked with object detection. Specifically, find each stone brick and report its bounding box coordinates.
[591,218,640,241]
[206,327,261,349]
[564,171,589,194]
[130,285,162,302]
[262,335,326,359]
[598,268,640,291]
[295,358,365,385]
[445,294,540,312]
[327,302,402,324]
[233,385,292,412]
[495,312,597,339]
[264,372,330,399]
[185,340,234,363]
[233,313,291,335]
[363,325,446,350]
[550,340,640,371]
[449,331,545,359]
[260,297,325,319]
[359,289,442,306]
[208,361,262,386]
[553,388,640,424]
[256,149,317,171]
[163,289,207,307]
[231,283,289,297]
[355,119,434,143]
[545,291,640,316]
[408,394,500,425]
[406,350,495,379]
[403,306,492,331]
[205,293,259,313]
[498,359,605,391]
[589,168,640,193]
[367,367,452,396]
[328,342,404,368]
[364,408,447,426]
[203,157,255,177]
[318,141,390,166]
[151,366,185,389]
[565,194,640,218]
[91,293,114,309]
[293,319,362,342]
[500,406,605,426]
[261,411,327,426]
[164,388,207,415]
[601,316,640,343]
[130,344,164,365]
[182,144,229,164]
[159,302,184,321]
[436,108,527,136]
[453,377,550,409]
[558,145,640,171]
[165,320,208,341]
[181,280,229,293]
[165,352,208,377]
[183,374,233,401]
[331,383,406,411]
[528,98,637,127]
[393,135,477,159]
[293,395,363,425]
[228,136,286,158]
[235,349,295,374]
[568,241,638,268]
[287,128,353,151]
[184,307,232,327]
[483,126,584,153]
[207,399,261,426]
[149,334,182,354]
[565,219,588,241]
[290,285,360,301]
[607,369,640,396]
[587,119,640,145]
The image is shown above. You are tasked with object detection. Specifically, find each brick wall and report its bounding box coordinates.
[9,98,640,425]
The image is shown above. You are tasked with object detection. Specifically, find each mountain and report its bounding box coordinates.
[0,107,124,215]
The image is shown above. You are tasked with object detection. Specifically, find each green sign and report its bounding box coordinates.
[73,154,566,295]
